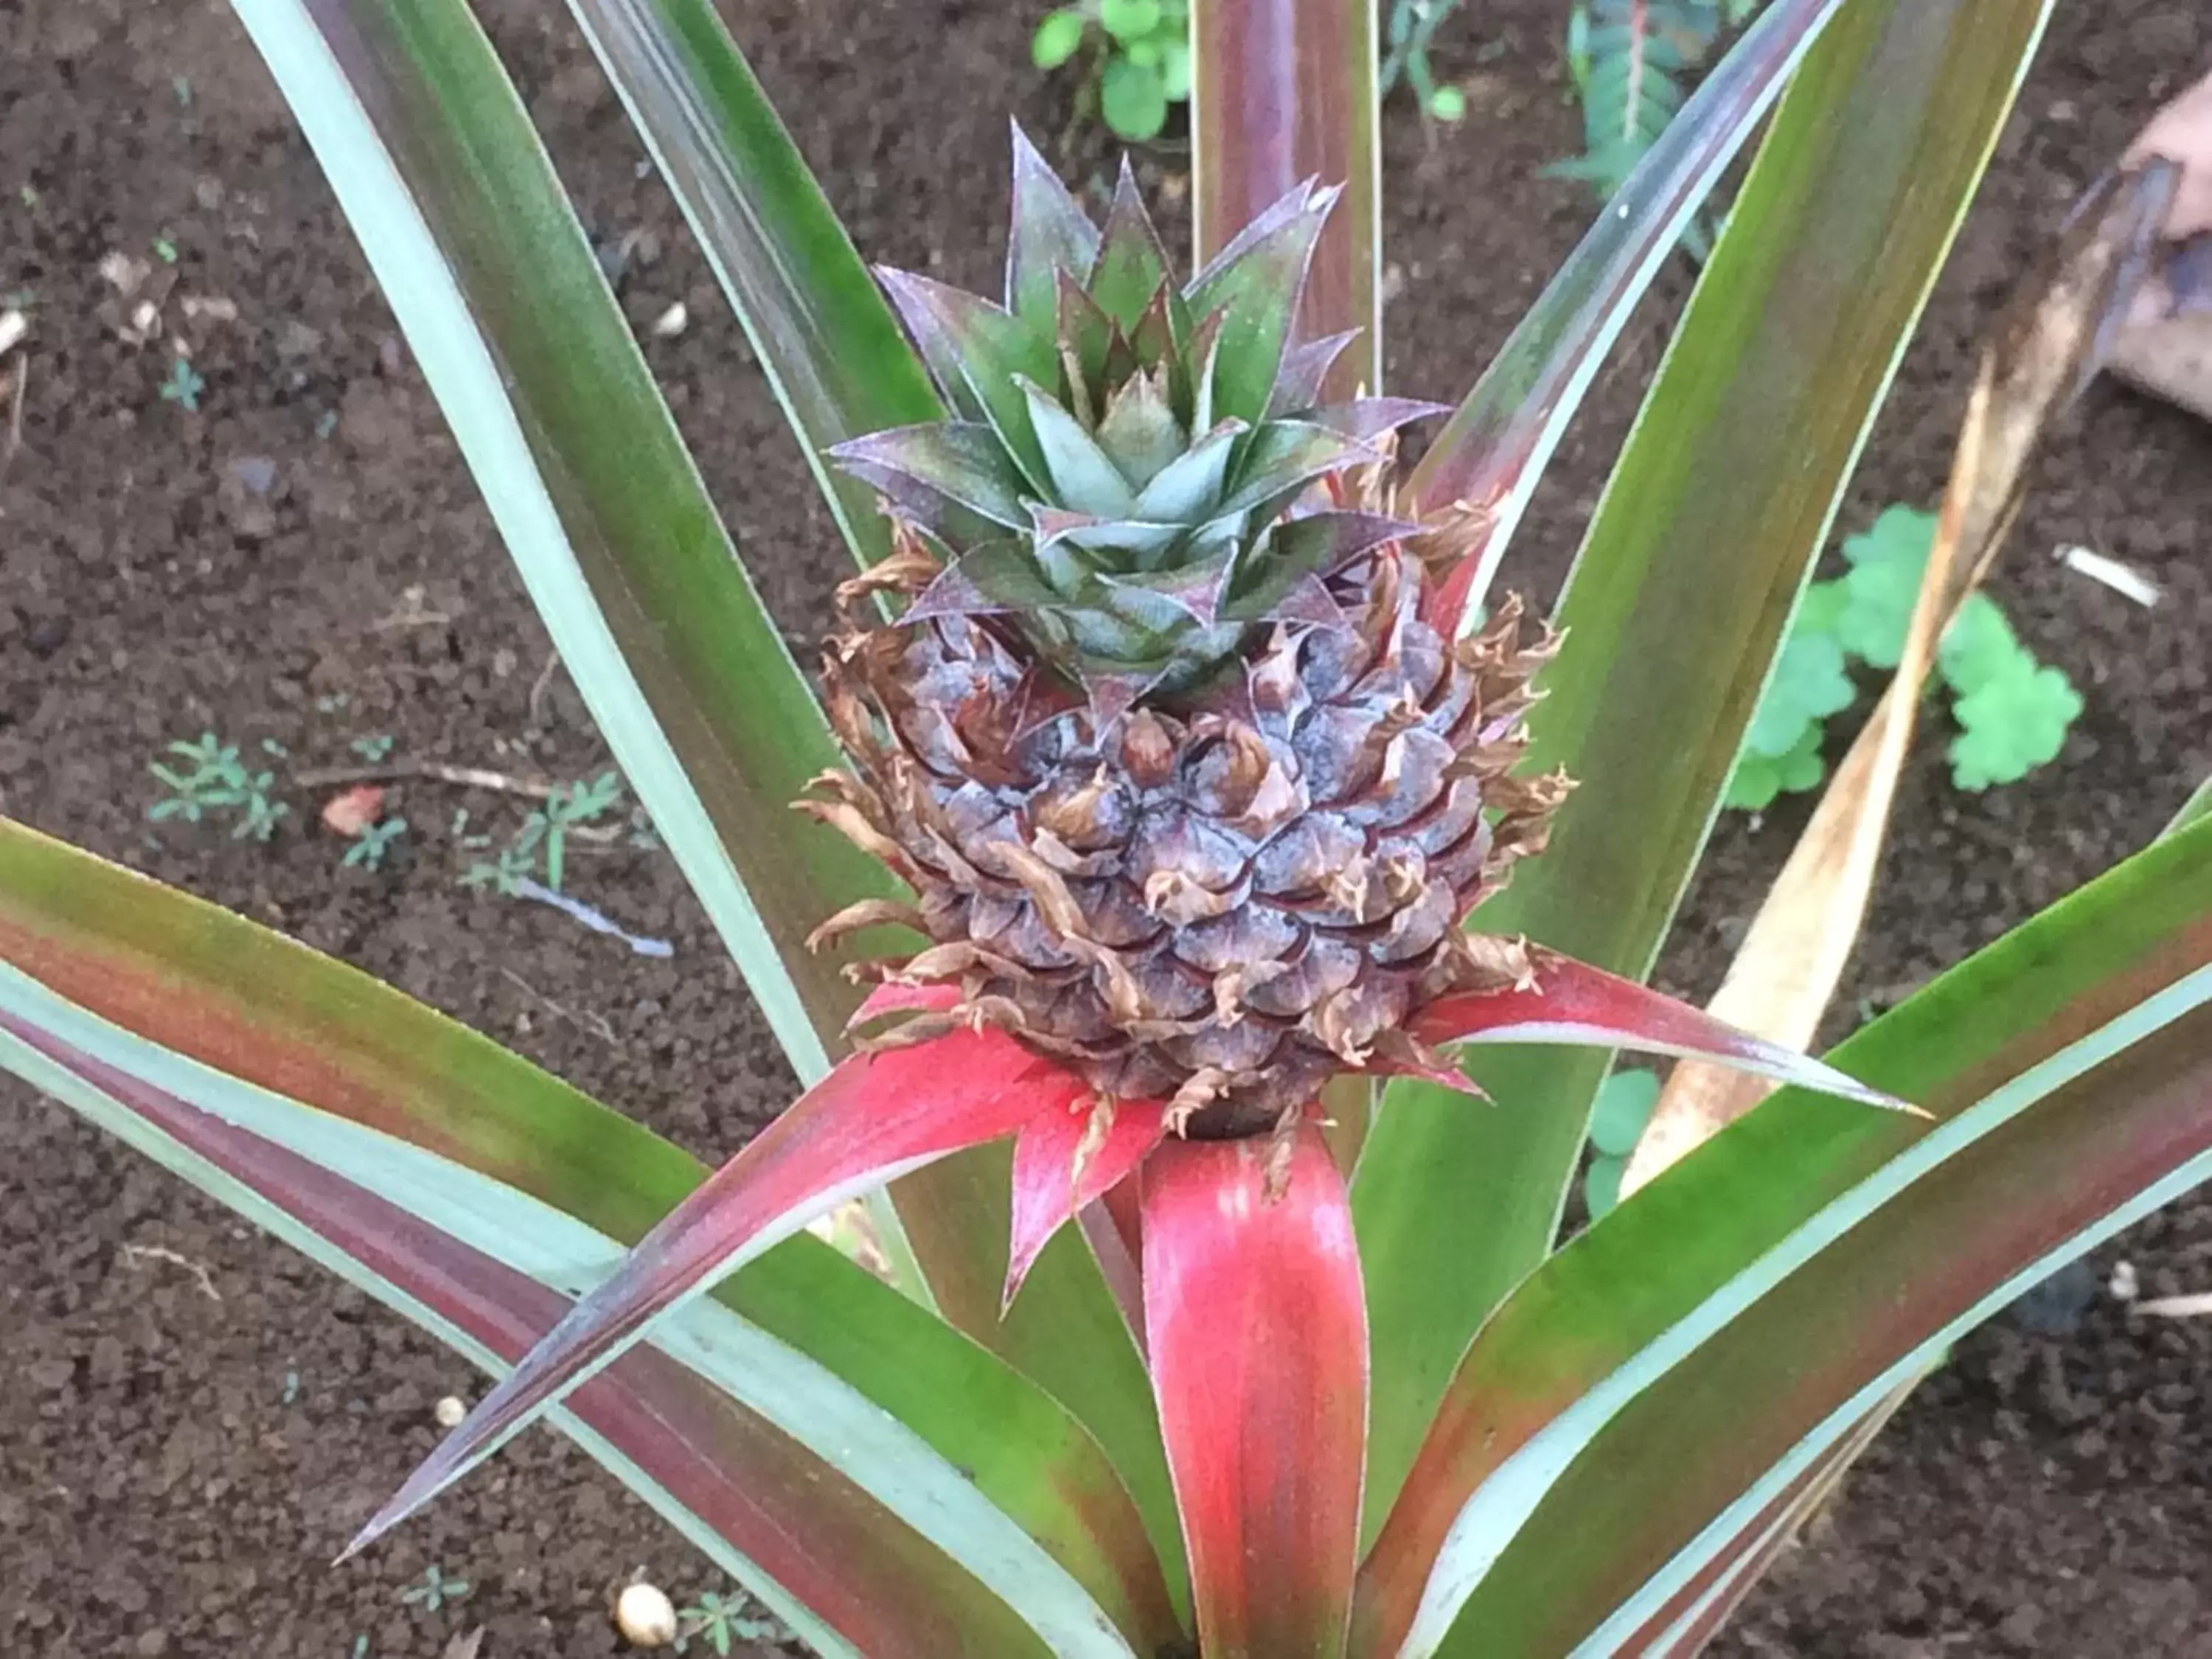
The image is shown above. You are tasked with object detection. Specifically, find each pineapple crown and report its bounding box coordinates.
[828,125,1444,703]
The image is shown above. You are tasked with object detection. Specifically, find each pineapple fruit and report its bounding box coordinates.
[805,133,1565,1138]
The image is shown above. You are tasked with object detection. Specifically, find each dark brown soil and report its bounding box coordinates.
[1,1,2208,1654]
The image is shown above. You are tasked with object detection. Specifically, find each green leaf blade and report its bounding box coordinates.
[0,818,1181,1656]
[1355,0,2058,1533]
[1189,0,1380,399]
[565,0,945,568]
[238,0,1160,1436]
[234,0,891,1086]
[1355,815,2212,1655]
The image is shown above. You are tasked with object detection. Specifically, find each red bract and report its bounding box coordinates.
[349,942,1903,1559]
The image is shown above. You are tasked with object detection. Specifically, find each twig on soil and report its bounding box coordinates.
[513,877,673,958]
[526,649,563,728]
[368,585,453,631]
[297,758,628,843]
[295,757,561,799]
[120,1242,222,1301]
[2132,1291,2212,1318]
[0,352,27,482]
[497,967,621,1046]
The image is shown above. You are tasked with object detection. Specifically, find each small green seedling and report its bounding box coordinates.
[1033,0,1191,142]
[152,234,180,265]
[341,818,408,872]
[1582,1065,1660,1220]
[1938,596,2084,791]
[397,1564,471,1613]
[349,733,396,762]
[675,1589,785,1656]
[1724,505,2081,810]
[147,734,290,841]
[1382,0,1472,121]
[461,770,624,895]
[157,355,206,412]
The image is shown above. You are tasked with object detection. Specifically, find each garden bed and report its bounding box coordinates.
[1,0,2208,1652]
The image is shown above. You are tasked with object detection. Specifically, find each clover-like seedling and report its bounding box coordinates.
[397,1563,470,1613]
[1722,585,1855,811]
[1032,0,1191,142]
[1725,507,2081,810]
[1582,1065,1660,1220]
[158,354,206,412]
[1938,594,2083,790]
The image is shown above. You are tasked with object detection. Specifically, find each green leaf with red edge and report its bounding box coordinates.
[1353,0,2056,1528]
[1617,1383,1905,1655]
[0,819,1184,1655]
[353,1032,1077,1551]
[1143,1125,1368,1659]
[232,0,1159,1478]
[1,1026,1055,1659]
[1009,122,1105,336]
[230,0,895,1084]
[1183,181,1335,425]
[1353,814,2212,1656]
[1190,0,1381,398]
[1405,0,1852,630]
[561,0,945,568]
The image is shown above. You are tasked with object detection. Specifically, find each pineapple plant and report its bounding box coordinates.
[6,1,2210,1655]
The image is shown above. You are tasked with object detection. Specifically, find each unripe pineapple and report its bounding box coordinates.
[806,131,1565,1137]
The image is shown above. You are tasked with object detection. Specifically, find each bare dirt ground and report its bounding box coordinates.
[1,1,2208,1652]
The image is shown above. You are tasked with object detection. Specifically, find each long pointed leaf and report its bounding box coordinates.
[234,0,1156,1473]
[1408,953,1905,1110]
[355,1034,1073,1550]
[1353,0,2056,1526]
[0,820,1182,1655]
[1354,815,2212,1655]
[4,1026,1053,1659]
[229,0,892,1082]
[1190,0,1380,397]
[1143,1124,1368,1659]
[563,0,944,567]
[1405,0,1851,618]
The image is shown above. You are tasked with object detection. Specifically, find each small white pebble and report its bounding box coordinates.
[434,1395,467,1428]
[2107,1259,2138,1303]
[616,1582,680,1648]
[650,300,688,339]
[0,309,25,357]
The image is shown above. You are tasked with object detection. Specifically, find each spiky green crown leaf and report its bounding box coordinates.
[830,127,1441,697]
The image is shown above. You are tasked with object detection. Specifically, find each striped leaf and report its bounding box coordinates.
[232,0,1162,1490]
[1355,814,2212,1655]
[0,819,1183,1656]
[563,0,945,566]
[1354,0,2057,1526]
[1190,0,1381,398]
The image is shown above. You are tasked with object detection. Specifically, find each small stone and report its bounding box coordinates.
[433,1395,467,1428]
[650,300,688,339]
[614,1582,678,1648]
[2108,1259,2139,1302]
